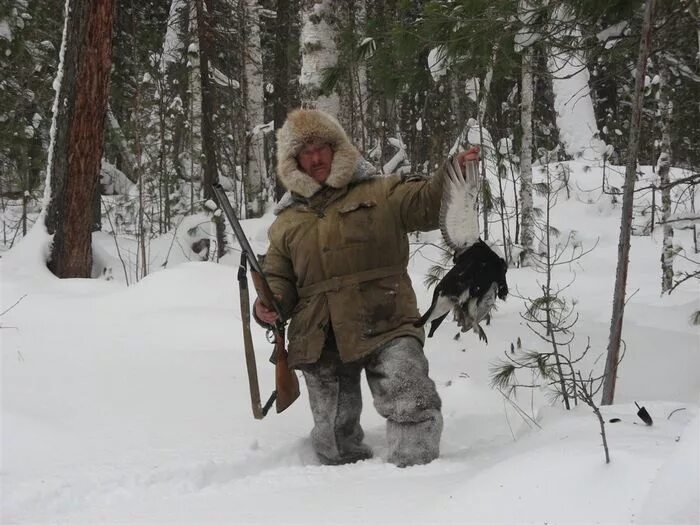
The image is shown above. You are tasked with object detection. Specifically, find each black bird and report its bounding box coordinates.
[415,155,508,341]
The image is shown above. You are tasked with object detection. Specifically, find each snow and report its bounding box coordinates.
[465,77,480,103]
[251,120,273,136]
[548,47,606,161]
[0,19,12,42]
[100,160,135,196]
[2,163,699,524]
[596,21,628,49]
[210,66,240,89]
[514,0,540,52]
[427,46,448,82]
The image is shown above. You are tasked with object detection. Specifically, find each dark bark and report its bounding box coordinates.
[45,0,116,278]
[195,0,225,259]
[602,0,656,405]
[272,0,291,201]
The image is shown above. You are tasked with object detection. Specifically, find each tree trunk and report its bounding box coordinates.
[658,63,674,293]
[195,0,225,259]
[602,0,656,406]
[353,2,369,153]
[162,0,189,221]
[519,46,535,264]
[272,0,291,201]
[44,0,116,278]
[187,1,203,210]
[243,0,267,217]
[476,47,497,242]
[300,0,340,116]
[106,107,137,184]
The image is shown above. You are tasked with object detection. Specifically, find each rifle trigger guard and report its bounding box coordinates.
[265,328,275,344]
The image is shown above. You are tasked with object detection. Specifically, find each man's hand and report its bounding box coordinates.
[253,297,280,327]
[456,146,480,169]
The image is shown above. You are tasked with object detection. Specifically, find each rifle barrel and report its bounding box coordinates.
[212,183,286,320]
[212,183,265,275]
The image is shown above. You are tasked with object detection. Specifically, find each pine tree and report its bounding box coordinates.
[602,0,656,406]
[44,0,116,278]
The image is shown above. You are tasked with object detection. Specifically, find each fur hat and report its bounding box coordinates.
[276,108,360,198]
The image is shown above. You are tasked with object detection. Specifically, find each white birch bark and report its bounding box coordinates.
[106,108,137,183]
[657,64,674,293]
[161,0,187,72]
[243,0,266,217]
[187,2,202,205]
[479,45,498,119]
[300,0,339,116]
[352,2,369,150]
[519,46,535,264]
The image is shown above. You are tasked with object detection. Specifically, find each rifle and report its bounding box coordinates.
[211,183,300,418]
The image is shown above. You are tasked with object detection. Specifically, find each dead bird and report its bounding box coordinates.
[415,154,508,340]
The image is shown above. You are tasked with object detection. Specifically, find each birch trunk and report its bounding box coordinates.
[161,0,189,230]
[44,0,116,278]
[354,2,369,152]
[300,0,340,116]
[519,46,535,265]
[187,1,203,212]
[106,107,137,184]
[242,0,266,217]
[602,0,656,405]
[658,63,674,293]
[476,45,498,242]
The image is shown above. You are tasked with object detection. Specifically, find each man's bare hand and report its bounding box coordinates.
[254,296,281,326]
[456,146,480,169]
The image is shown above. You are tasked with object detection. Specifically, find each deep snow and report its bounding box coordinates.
[2,161,698,524]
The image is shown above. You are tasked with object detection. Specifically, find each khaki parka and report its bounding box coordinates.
[264,109,443,368]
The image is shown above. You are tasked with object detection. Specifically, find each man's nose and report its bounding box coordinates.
[311,151,323,163]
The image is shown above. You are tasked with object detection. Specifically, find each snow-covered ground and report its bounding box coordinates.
[2,161,698,524]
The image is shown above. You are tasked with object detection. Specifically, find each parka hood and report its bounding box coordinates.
[276,108,360,198]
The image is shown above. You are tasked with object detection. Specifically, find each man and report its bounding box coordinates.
[255,108,476,467]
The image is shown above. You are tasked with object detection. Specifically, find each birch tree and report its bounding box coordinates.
[44,0,116,278]
[186,1,203,213]
[602,0,656,406]
[512,1,541,265]
[519,48,534,265]
[300,0,340,116]
[242,0,266,217]
[657,62,674,293]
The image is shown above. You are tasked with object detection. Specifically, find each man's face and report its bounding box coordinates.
[297,142,334,184]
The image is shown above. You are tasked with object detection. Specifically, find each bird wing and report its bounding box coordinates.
[439,154,480,253]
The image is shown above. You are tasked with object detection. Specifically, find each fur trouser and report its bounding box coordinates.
[300,336,443,467]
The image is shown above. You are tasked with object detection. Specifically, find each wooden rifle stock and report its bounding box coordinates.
[212,183,300,416]
[250,271,300,413]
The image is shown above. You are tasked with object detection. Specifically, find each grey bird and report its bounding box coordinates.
[415,154,508,341]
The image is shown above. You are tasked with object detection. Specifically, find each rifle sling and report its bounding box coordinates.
[297,264,406,299]
[238,253,265,420]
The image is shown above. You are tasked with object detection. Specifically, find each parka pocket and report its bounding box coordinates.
[287,294,328,361]
[337,200,377,243]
